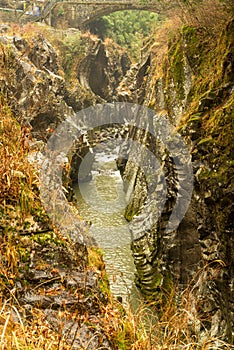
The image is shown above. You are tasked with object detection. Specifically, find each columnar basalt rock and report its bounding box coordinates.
[117,20,234,343]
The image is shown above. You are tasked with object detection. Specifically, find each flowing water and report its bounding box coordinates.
[73,142,140,306]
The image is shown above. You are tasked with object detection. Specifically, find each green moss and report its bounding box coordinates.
[182,26,203,69]
[161,271,173,296]
[31,231,65,247]
[18,246,30,263]
[184,20,234,118]
[176,22,234,272]
[172,51,185,96]
[88,247,110,297]
[168,41,185,100]
[124,206,136,221]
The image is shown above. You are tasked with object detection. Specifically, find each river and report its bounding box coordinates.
[73,141,141,306]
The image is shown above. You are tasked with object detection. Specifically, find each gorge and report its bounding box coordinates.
[0,1,234,348]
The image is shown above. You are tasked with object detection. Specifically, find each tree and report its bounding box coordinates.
[88,10,161,60]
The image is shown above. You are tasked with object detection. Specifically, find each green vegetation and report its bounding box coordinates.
[50,30,83,80]
[89,10,161,60]
[167,40,186,99]
[178,21,234,199]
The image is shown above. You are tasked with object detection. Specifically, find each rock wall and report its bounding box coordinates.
[0,35,70,139]
[117,20,234,343]
[0,30,130,136]
[76,36,131,101]
[0,28,131,243]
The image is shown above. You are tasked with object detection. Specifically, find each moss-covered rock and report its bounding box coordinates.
[119,17,234,343]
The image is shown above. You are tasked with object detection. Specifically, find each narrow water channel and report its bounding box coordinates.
[73,142,140,306]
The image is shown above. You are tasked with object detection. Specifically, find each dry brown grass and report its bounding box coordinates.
[148,16,182,65]
[0,284,233,350]
[0,301,71,349]
[0,95,36,210]
[95,260,234,349]
[0,95,38,280]
[149,0,232,62]
[167,0,232,34]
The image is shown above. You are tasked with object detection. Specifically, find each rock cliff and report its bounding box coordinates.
[117,19,234,344]
[0,29,130,137]
[0,26,133,348]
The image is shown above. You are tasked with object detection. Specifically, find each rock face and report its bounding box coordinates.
[0,33,93,246]
[0,30,132,348]
[0,35,68,136]
[0,30,133,251]
[76,36,131,101]
[0,29,131,217]
[117,20,234,343]
[0,32,130,137]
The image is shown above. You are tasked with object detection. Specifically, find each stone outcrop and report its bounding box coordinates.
[0,29,131,215]
[0,28,133,348]
[0,29,132,249]
[0,34,72,139]
[76,36,131,101]
[0,31,130,137]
